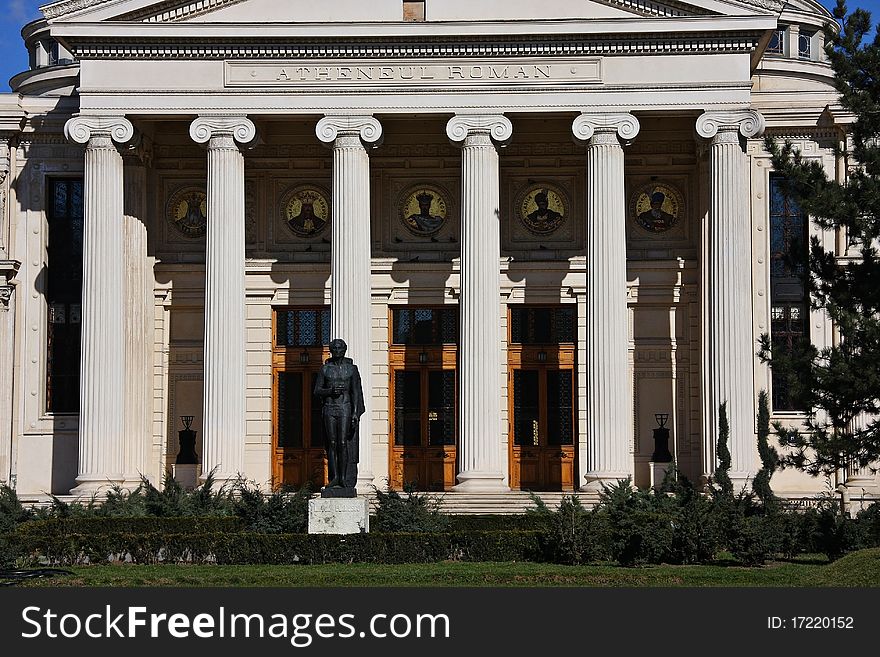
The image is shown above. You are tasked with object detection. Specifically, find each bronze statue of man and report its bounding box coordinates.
[314,338,365,491]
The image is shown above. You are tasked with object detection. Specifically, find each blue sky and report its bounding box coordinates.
[0,0,877,92]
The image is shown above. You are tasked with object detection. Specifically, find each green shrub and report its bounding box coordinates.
[856,502,880,548]
[815,506,869,561]
[0,484,34,533]
[232,485,310,534]
[373,486,449,533]
[669,495,721,565]
[529,495,609,565]
[726,514,780,566]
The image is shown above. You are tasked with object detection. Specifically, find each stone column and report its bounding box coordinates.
[696,110,765,489]
[0,135,16,486]
[316,115,382,492]
[190,116,256,487]
[572,113,641,491]
[64,115,135,495]
[121,139,154,488]
[446,114,512,492]
[0,260,19,487]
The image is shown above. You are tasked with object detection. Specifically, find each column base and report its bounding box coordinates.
[356,472,376,496]
[198,471,242,491]
[845,476,878,493]
[580,472,632,493]
[452,471,508,492]
[69,476,125,498]
[729,472,753,495]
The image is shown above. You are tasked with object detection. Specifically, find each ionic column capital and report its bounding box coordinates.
[316,115,383,147]
[64,115,135,145]
[696,110,765,140]
[189,115,257,146]
[446,114,513,146]
[572,113,640,143]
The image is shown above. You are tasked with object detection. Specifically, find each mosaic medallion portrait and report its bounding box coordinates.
[517,184,568,236]
[399,185,449,237]
[280,185,330,238]
[631,182,685,234]
[167,186,208,239]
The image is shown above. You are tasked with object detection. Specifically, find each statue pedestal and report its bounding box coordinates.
[172,464,200,491]
[649,461,671,490]
[308,497,370,535]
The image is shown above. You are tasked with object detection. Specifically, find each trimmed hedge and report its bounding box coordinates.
[4,530,544,566]
[444,514,552,532]
[13,517,245,537]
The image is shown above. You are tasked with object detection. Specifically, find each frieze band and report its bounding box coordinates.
[226,59,602,88]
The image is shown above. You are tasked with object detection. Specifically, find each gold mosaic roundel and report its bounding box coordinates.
[631,182,684,233]
[280,185,330,238]
[167,187,208,239]
[399,185,449,236]
[517,183,567,236]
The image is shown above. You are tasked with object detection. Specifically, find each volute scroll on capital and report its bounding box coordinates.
[315,115,383,147]
[189,115,258,145]
[695,110,766,139]
[64,115,135,145]
[445,114,513,146]
[571,113,640,142]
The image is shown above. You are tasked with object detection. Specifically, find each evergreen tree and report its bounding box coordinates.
[752,390,779,509]
[713,402,734,499]
[761,0,880,477]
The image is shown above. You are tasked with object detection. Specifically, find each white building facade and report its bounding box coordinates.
[0,0,874,504]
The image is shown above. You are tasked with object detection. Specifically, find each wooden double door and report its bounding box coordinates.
[272,360,329,490]
[509,347,576,490]
[272,307,333,490]
[389,348,457,491]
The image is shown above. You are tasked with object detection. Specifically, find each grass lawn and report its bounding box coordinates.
[10,550,879,587]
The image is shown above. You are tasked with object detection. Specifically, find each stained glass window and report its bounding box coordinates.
[276,308,331,347]
[392,308,458,345]
[510,307,576,344]
[769,176,809,411]
[46,178,84,413]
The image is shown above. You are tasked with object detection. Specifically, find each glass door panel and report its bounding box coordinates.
[394,370,422,447]
[427,370,455,446]
[277,372,304,449]
[513,369,540,447]
[547,370,573,446]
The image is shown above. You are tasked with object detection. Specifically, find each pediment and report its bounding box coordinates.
[41,0,778,24]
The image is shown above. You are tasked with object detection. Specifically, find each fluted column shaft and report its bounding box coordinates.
[316,116,381,491]
[122,146,153,488]
[190,116,256,486]
[571,114,640,491]
[447,115,512,491]
[697,110,765,487]
[64,116,134,494]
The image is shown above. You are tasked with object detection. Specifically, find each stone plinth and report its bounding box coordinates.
[649,462,671,490]
[172,464,200,491]
[308,497,370,535]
